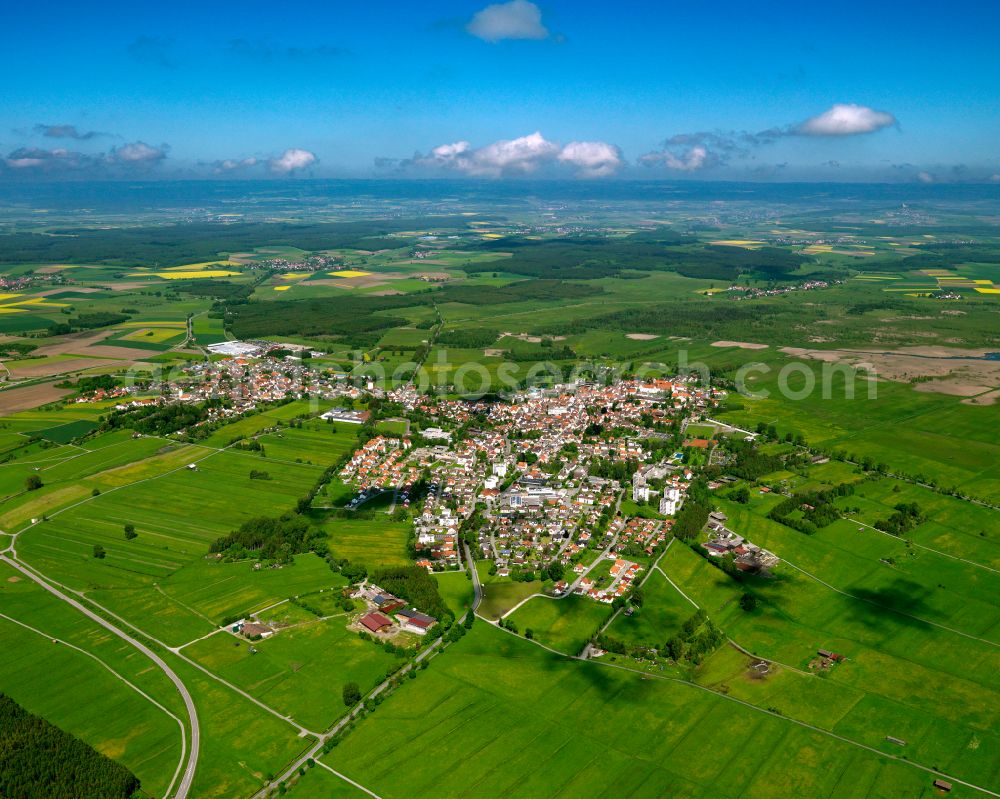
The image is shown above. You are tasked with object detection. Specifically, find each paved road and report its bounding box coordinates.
[1,554,200,799]
[256,552,483,798]
[251,634,447,799]
[464,543,483,610]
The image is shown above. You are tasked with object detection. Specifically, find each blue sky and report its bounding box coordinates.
[2,0,998,181]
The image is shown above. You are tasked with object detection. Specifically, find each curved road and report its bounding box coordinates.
[0,553,200,799]
[254,554,482,799]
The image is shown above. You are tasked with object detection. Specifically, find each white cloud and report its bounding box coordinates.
[5,147,72,169]
[917,170,935,183]
[269,148,317,174]
[473,132,560,174]
[409,132,621,177]
[557,141,623,177]
[990,174,1000,183]
[661,145,708,171]
[213,156,260,173]
[416,132,557,176]
[641,144,712,172]
[796,103,896,136]
[431,141,473,161]
[467,0,549,42]
[109,141,169,164]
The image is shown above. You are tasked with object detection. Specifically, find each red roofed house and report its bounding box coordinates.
[359,612,393,633]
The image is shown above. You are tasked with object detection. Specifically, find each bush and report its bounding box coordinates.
[342,682,361,707]
[739,592,758,612]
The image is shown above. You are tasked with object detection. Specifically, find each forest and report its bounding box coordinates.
[0,694,141,799]
[0,217,471,267]
[464,236,810,282]
[227,279,599,341]
[544,300,787,341]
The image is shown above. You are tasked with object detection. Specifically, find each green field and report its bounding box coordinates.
[475,562,544,620]
[184,616,405,731]
[507,594,612,655]
[607,567,696,647]
[321,515,412,570]
[319,623,953,798]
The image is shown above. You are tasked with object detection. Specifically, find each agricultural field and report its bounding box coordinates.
[183,616,406,731]
[0,562,185,798]
[320,515,412,570]
[318,623,950,799]
[507,594,612,655]
[659,541,1000,787]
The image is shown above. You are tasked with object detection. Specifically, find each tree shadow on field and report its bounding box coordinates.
[571,657,623,695]
[842,577,938,632]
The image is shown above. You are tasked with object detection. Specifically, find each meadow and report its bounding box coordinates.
[184,616,405,731]
[474,561,544,620]
[606,567,696,647]
[318,622,952,799]
[507,594,612,655]
[660,540,1000,786]
[320,515,412,570]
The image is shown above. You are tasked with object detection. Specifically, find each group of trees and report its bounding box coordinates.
[47,312,130,337]
[728,440,785,481]
[878,502,925,536]
[768,483,855,535]
[673,480,713,541]
[55,374,120,395]
[105,398,226,437]
[342,682,361,707]
[596,608,725,666]
[209,514,328,563]
[662,609,726,664]
[369,565,451,622]
[0,693,140,799]
[588,457,639,482]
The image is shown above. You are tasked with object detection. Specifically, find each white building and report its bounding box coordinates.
[659,487,681,516]
[632,473,649,503]
[421,427,452,442]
